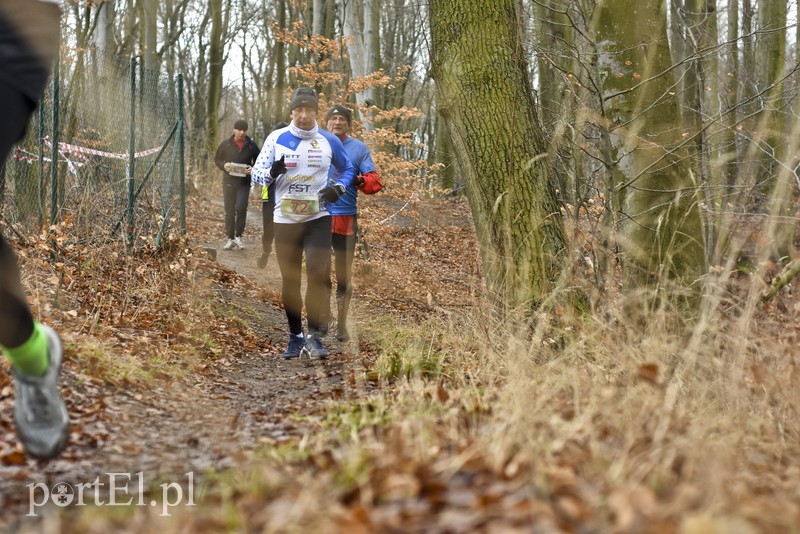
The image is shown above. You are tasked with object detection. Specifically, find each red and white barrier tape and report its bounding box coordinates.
[14,146,86,175]
[41,137,163,160]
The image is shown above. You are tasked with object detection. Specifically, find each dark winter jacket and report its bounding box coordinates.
[214,136,260,181]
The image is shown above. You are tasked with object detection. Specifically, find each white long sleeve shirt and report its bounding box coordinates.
[251,123,355,224]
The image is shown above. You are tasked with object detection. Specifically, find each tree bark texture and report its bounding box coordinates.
[593,0,707,287]
[206,0,224,168]
[430,0,567,313]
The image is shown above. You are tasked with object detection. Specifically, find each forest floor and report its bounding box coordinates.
[1,188,799,533]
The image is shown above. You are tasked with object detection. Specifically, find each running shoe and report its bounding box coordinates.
[13,324,69,459]
[303,334,329,360]
[281,334,305,360]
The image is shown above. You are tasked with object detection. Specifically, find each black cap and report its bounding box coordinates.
[290,87,319,111]
[233,119,248,131]
[325,105,352,124]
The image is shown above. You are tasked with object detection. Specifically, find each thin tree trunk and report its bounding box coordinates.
[272,0,287,126]
[93,0,114,77]
[757,0,793,256]
[206,0,224,173]
[142,0,158,71]
[723,0,739,190]
[313,0,324,36]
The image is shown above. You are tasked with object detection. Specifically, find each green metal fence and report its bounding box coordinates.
[0,49,185,247]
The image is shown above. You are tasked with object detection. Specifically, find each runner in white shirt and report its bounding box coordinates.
[251,87,355,360]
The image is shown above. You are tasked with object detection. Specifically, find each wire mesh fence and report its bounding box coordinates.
[0,48,185,247]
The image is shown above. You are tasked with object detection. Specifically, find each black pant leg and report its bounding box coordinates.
[222,179,237,239]
[303,217,333,335]
[274,222,304,336]
[332,218,357,299]
[0,235,34,348]
[261,195,275,254]
[0,82,38,349]
[234,180,250,238]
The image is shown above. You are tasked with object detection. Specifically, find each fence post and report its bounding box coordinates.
[49,41,60,227]
[127,57,136,247]
[178,74,186,235]
[38,103,45,227]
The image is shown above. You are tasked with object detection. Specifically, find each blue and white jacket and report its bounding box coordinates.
[251,122,355,224]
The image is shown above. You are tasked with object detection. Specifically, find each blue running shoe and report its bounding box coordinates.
[281,334,305,360]
[302,334,329,361]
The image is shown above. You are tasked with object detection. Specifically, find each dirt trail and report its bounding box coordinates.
[0,205,365,529]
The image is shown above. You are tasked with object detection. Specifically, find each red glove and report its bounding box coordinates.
[357,171,383,194]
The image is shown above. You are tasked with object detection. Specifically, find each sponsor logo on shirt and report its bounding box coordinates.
[287,175,315,182]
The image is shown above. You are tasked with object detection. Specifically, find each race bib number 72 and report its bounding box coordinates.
[280,193,320,220]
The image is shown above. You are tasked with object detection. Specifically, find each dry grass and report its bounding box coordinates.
[12,193,798,532]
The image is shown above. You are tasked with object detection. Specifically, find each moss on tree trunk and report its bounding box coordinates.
[593,0,707,288]
[429,0,567,313]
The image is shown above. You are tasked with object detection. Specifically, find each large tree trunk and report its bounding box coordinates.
[430,0,566,313]
[593,0,707,288]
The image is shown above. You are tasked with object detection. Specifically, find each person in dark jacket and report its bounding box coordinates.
[214,119,260,250]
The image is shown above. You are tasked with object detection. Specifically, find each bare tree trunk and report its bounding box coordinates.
[369,0,382,106]
[117,0,138,58]
[313,0,324,36]
[593,0,707,289]
[430,0,566,313]
[271,0,287,126]
[206,0,224,173]
[93,0,115,77]
[342,0,376,121]
[687,0,721,257]
[735,0,762,214]
[723,0,739,190]
[534,0,568,130]
[669,0,687,104]
[757,0,793,257]
[142,0,158,71]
